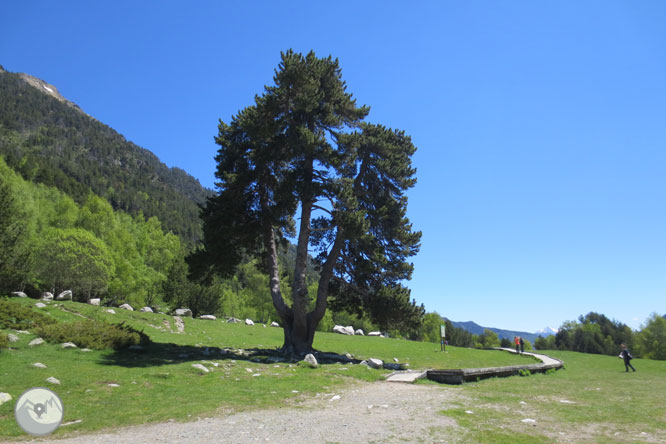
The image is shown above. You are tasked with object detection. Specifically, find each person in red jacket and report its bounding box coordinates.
[514,336,520,353]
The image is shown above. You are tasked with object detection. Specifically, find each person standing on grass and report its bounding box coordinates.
[514,336,520,353]
[520,336,525,353]
[619,344,636,372]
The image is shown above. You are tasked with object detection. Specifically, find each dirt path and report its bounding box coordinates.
[20,382,462,444]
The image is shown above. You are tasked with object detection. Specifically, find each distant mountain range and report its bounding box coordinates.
[445,319,558,344]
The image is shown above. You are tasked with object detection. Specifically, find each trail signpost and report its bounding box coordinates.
[440,324,446,351]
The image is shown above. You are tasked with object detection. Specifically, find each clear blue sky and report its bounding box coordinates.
[2,1,665,333]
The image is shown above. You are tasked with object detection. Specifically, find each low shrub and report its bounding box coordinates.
[0,331,9,349]
[35,320,150,350]
[0,299,57,330]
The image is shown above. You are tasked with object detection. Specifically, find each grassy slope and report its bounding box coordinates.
[0,298,527,439]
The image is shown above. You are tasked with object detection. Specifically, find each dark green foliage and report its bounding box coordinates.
[0,299,57,330]
[163,259,221,318]
[555,312,634,356]
[444,319,477,348]
[0,70,211,245]
[34,320,149,350]
[195,50,423,352]
[500,337,512,348]
[162,259,231,317]
[0,331,8,349]
[534,334,556,350]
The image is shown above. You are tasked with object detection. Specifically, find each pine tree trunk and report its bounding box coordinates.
[280,312,320,354]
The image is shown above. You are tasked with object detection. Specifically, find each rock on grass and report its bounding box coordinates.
[192,364,210,373]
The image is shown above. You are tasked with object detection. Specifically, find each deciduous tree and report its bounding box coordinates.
[636,313,666,360]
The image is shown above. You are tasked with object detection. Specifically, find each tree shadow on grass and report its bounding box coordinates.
[99,342,356,368]
[98,342,288,368]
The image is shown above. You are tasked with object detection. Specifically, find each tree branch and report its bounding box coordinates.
[311,204,333,215]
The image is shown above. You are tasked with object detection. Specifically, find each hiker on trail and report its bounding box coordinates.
[519,337,525,353]
[514,336,520,353]
[619,344,636,372]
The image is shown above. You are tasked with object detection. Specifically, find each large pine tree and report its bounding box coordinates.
[191,50,423,353]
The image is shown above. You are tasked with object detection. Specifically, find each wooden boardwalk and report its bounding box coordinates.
[427,348,563,384]
[386,348,563,385]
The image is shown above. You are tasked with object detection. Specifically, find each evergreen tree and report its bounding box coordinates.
[192,50,423,353]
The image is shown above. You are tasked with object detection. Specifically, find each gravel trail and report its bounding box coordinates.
[18,382,461,444]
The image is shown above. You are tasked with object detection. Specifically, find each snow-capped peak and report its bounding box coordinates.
[535,326,558,336]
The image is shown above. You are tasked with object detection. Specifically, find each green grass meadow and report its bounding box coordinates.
[433,350,665,443]
[0,298,525,439]
[1,298,665,443]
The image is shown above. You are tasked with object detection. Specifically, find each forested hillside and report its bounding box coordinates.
[0,157,180,305]
[0,66,210,244]
[0,66,360,332]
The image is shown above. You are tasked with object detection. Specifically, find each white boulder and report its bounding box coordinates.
[333,325,355,335]
[174,308,192,317]
[56,290,72,300]
[0,393,12,406]
[42,292,54,301]
[192,364,210,373]
[35,302,47,308]
[270,321,280,327]
[140,307,154,313]
[368,331,382,336]
[355,329,365,336]
[61,342,77,349]
[119,303,134,311]
[29,338,45,347]
[7,334,19,343]
[106,309,116,314]
[11,291,27,298]
[245,319,255,326]
[303,354,319,368]
[89,298,101,306]
[33,362,47,369]
[46,377,61,385]
[367,358,384,369]
[199,315,216,320]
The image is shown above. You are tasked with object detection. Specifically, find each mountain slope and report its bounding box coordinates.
[446,319,556,343]
[0,66,211,244]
